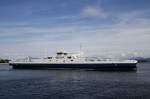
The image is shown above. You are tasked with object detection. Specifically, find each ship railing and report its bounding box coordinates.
[10,56,41,63]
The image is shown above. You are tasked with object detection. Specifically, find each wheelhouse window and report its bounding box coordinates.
[57,52,63,55]
[64,53,68,55]
[67,56,72,59]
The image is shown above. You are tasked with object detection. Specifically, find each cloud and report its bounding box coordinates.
[0,8,150,59]
[81,6,107,18]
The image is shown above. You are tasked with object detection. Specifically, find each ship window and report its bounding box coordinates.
[57,52,63,55]
[67,56,71,59]
[48,57,52,59]
[64,53,67,55]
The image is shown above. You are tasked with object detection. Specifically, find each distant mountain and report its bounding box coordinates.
[129,57,150,63]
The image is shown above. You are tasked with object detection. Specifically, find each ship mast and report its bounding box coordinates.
[80,43,82,53]
[79,43,83,58]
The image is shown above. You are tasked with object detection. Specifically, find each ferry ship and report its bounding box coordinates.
[9,50,137,70]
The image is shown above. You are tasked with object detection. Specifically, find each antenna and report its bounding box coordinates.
[80,43,82,52]
[44,48,48,58]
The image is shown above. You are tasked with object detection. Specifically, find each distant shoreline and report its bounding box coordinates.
[0,63,9,64]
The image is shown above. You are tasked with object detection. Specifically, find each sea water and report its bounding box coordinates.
[0,63,150,99]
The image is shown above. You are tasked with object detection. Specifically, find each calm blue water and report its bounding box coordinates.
[0,63,150,99]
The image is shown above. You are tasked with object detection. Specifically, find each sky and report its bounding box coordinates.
[0,0,150,59]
